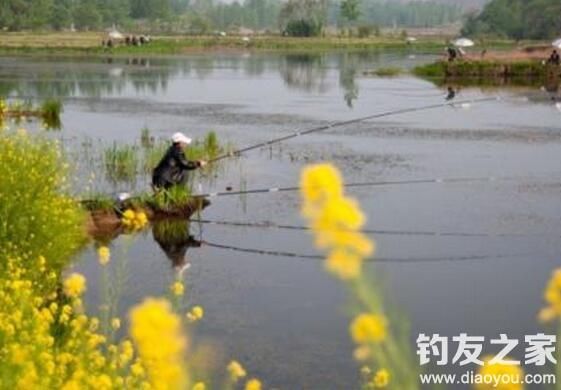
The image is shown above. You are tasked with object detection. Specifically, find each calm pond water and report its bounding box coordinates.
[1,51,561,389]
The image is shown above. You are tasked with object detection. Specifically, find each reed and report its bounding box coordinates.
[103,142,140,182]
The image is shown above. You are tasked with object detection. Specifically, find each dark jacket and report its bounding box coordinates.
[152,143,200,189]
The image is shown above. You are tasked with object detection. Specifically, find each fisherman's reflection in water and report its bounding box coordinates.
[446,86,457,101]
[152,220,202,273]
[543,77,560,102]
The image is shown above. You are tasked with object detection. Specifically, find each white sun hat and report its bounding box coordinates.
[171,132,192,145]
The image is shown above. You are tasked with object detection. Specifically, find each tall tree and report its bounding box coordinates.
[131,0,171,19]
[74,0,102,30]
[50,0,74,30]
[340,0,360,25]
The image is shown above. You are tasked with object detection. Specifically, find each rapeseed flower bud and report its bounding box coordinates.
[227,360,247,382]
[186,306,204,322]
[171,281,184,296]
[97,246,110,266]
[111,318,121,330]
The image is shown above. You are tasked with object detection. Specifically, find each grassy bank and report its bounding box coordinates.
[0,32,452,55]
[413,59,560,86]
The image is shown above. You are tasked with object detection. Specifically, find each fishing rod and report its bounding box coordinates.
[191,218,548,239]
[208,96,499,163]
[78,174,521,208]
[201,240,525,264]
[192,175,513,199]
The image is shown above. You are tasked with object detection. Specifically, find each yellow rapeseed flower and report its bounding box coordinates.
[227,360,247,382]
[475,356,524,390]
[130,298,187,390]
[122,209,149,231]
[325,250,362,280]
[245,378,262,390]
[192,382,206,390]
[350,313,387,344]
[372,369,390,388]
[186,306,204,322]
[538,268,561,322]
[300,164,375,280]
[353,345,372,361]
[97,246,110,266]
[63,273,86,298]
[111,318,121,330]
[171,281,184,296]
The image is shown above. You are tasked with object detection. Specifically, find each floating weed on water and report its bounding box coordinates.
[0,97,63,130]
[365,66,402,77]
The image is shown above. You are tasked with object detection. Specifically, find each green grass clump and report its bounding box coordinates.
[149,186,193,210]
[141,141,168,174]
[186,131,222,161]
[369,66,402,77]
[414,59,549,81]
[140,127,153,148]
[103,143,139,182]
[41,98,63,130]
[0,132,86,281]
[80,193,116,211]
[412,61,447,77]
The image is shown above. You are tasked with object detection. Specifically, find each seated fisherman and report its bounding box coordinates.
[152,132,206,191]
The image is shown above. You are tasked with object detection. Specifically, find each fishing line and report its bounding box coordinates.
[193,175,515,199]
[201,240,524,264]
[208,96,499,163]
[190,218,545,239]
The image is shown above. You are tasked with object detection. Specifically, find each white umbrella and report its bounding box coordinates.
[453,38,475,48]
[552,39,561,48]
[406,37,417,42]
[108,30,124,40]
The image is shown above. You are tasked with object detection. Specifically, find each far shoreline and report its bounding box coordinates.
[0,32,528,57]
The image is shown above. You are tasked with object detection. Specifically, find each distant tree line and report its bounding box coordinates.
[0,0,195,30]
[462,0,561,40]
[0,0,463,34]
